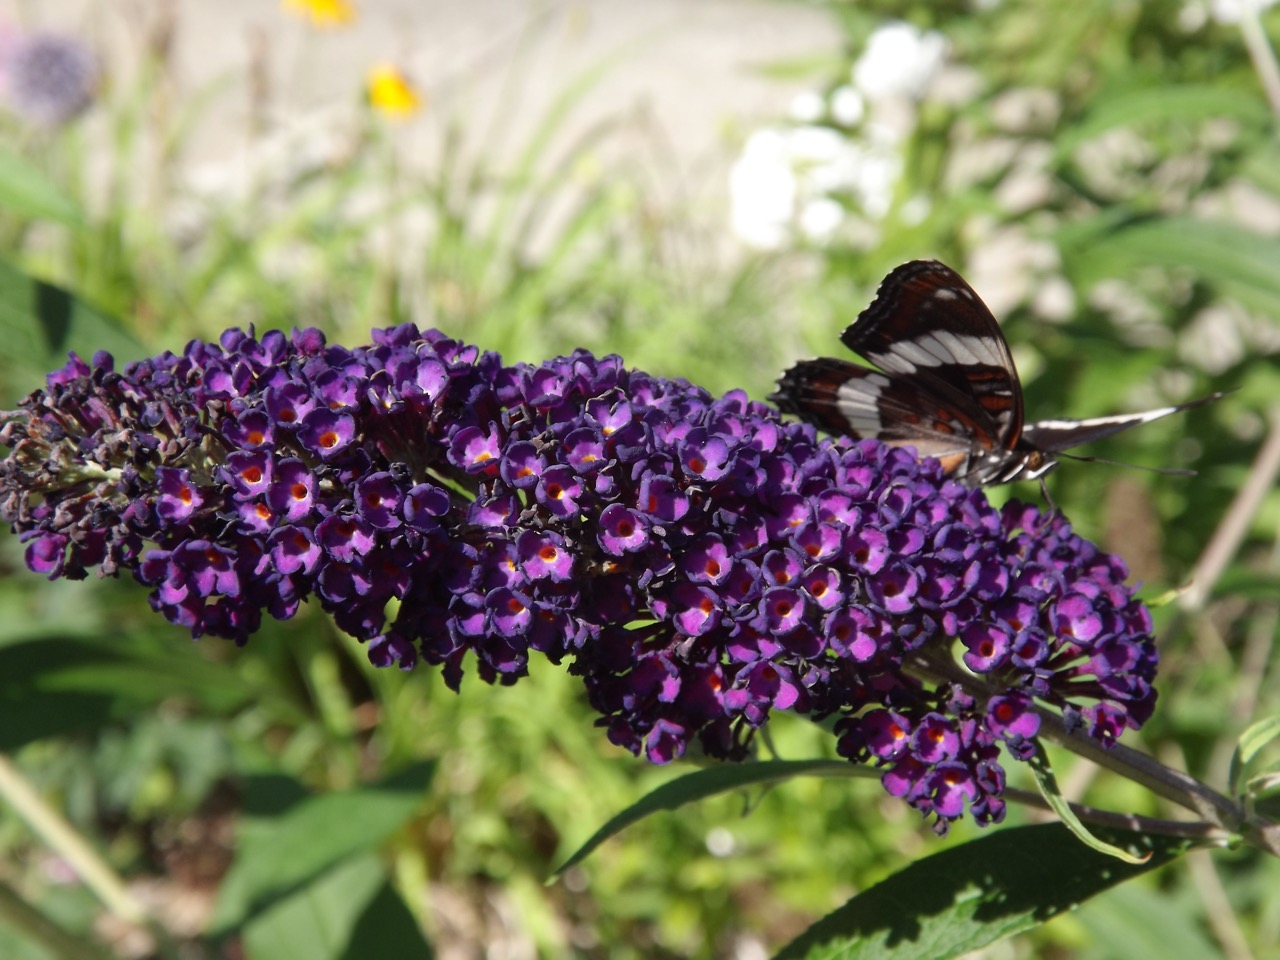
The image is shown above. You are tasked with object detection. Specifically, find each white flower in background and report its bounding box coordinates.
[829,85,865,126]
[852,21,948,100]
[799,197,844,242]
[788,89,825,123]
[728,122,905,248]
[1207,0,1279,23]
[729,128,798,250]
[728,20,949,249]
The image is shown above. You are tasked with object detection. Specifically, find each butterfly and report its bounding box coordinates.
[770,259,1224,487]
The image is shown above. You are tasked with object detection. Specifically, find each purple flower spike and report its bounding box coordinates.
[0,323,1165,834]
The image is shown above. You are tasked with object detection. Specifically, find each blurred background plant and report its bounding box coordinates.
[0,0,1278,958]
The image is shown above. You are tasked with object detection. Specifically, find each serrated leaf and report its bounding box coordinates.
[209,761,435,935]
[1229,714,1280,796]
[773,823,1187,960]
[0,147,84,226]
[1028,741,1146,864]
[552,759,858,876]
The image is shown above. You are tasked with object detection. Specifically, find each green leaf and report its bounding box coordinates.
[773,823,1188,960]
[240,854,431,960]
[1229,715,1280,797]
[0,640,128,749]
[1054,85,1269,160]
[0,260,145,398]
[1028,741,1147,864]
[552,759,860,876]
[1076,882,1218,960]
[1068,217,1280,318]
[209,761,435,935]
[0,147,84,226]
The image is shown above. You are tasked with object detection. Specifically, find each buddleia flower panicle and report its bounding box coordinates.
[0,325,1159,833]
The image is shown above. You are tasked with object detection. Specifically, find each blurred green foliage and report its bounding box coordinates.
[0,1,1278,958]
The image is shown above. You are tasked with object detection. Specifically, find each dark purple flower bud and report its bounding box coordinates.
[25,532,67,577]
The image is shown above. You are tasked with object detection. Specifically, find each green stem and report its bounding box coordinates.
[906,653,1280,856]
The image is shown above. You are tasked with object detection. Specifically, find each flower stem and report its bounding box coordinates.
[908,652,1280,856]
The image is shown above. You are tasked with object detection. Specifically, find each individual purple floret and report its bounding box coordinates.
[0,325,1160,833]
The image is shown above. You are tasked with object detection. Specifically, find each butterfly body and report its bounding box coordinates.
[771,260,1221,487]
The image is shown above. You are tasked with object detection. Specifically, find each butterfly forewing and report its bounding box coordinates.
[840,260,1025,451]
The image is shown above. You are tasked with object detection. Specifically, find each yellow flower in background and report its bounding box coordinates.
[282,0,356,28]
[367,64,422,120]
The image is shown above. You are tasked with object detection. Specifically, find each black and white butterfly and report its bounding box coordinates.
[771,259,1223,487]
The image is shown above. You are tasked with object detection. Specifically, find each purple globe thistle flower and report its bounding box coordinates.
[1,31,99,127]
[0,323,1163,833]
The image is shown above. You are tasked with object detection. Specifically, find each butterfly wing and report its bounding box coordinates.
[773,356,1001,476]
[772,260,1029,483]
[1021,391,1228,452]
[839,260,1026,451]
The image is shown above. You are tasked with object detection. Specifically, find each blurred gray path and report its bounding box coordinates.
[6,0,839,198]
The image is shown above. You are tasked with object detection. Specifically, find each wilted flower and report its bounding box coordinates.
[0,326,1159,833]
[1,31,98,126]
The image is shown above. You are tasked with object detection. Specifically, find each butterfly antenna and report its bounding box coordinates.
[1056,451,1197,477]
[1038,476,1059,515]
